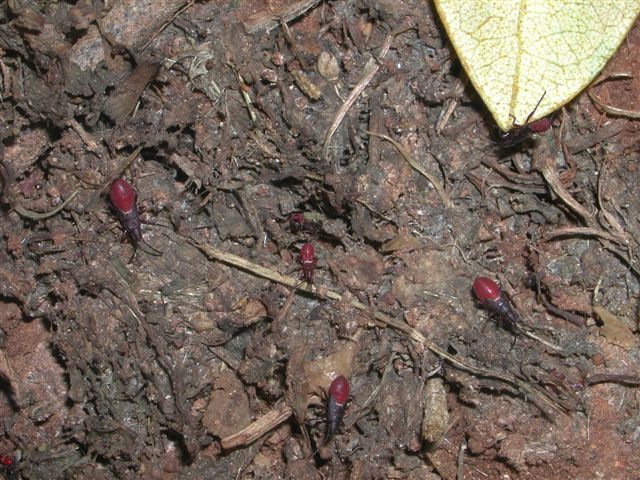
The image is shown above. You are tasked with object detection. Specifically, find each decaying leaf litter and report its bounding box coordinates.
[0,1,639,478]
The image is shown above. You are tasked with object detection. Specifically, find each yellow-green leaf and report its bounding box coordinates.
[434,0,640,131]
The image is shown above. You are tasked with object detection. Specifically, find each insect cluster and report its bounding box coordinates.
[287,214,350,436]
[103,190,541,449]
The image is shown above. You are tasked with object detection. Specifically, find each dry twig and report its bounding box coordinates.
[221,395,323,450]
[366,131,452,208]
[14,191,79,221]
[243,0,321,34]
[66,119,102,156]
[323,27,415,162]
[539,145,639,278]
[588,91,640,119]
[456,441,466,480]
[537,154,594,226]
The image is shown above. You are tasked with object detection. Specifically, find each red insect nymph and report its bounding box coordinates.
[528,117,552,134]
[110,178,136,213]
[499,92,552,148]
[329,375,349,404]
[298,242,317,285]
[327,375,349,435]
[289,213,306,232]
[473,276,518,325]
[472,276,501,303]
[110,178,142,244]
[289,212,318,235]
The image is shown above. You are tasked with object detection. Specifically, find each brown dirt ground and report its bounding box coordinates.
[1,1,640,479]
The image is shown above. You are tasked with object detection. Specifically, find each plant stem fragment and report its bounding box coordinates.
[366,131,452,208]
[14,191,79,221]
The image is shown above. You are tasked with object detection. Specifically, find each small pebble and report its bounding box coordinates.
[592,352,605,366]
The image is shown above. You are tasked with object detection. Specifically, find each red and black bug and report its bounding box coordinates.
[0,454,12,467]
[499,93,552,148]
[110,178,161,262]
[298,242,317,285]
[473,276,519,326]
[327,375,349,436]
[111,178,142,244]
[288,212,318,235]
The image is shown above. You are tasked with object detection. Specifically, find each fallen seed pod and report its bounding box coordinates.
[317,51,339,82]
[421,376,449,446]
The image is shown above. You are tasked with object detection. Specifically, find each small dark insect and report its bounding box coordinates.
[499,93,552,148]
[110,178,161,262]
[298,242,317,285]
[473,276,519,326]
[327,375,349,436]
[288,212,318,235]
